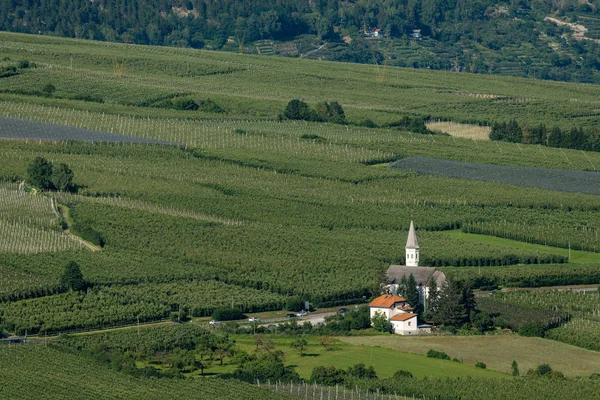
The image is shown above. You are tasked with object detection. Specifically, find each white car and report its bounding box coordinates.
[248,317,261,322]
[296,310,307,317]
[209,320,221,325]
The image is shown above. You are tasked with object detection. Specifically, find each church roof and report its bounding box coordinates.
[405,220,419,249]
[386,265,446,287]
[369,294,406,308]
[390,313,417,321]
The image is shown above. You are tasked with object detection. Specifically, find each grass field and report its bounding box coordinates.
[339,335,600,377]
[444,230,600,265]
[207,336,505,380]
[426,121,491,141]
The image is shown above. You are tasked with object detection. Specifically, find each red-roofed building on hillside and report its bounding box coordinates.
[369,294,418,335]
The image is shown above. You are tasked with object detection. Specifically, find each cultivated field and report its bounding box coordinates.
[0,116,176,145]
[339,335,600,377]
[1,32,600,349]
[0,183,82,254]
[426,121,491,141]
[389,156,600,195]
[0,346,291,400]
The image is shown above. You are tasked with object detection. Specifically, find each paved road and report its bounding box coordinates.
[227,311,338,330]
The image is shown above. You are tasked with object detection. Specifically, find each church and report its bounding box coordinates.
[369,220,446,335]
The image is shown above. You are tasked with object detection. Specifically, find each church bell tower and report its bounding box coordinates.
[405,220,419,267]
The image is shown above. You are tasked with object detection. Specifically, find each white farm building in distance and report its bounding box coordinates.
[369,221,446,335]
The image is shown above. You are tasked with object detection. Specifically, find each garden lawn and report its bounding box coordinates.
[339,335,600,377]
[444,230,600,265]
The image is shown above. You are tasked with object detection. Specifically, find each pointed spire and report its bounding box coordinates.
[406,220,419,249]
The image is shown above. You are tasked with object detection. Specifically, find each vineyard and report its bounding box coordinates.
[0,345,292,400]
[390,156,600,195]
[0,32,600,344]
[0,182,82,253]
[0,280,287,335]
[0,116,175,145]
[481,290,600,351]
[1,22,600,400]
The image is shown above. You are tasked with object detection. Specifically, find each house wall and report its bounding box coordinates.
[370,307,391,320]
[391,318,418,335]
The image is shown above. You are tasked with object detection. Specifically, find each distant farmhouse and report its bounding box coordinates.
[369,221,446,335]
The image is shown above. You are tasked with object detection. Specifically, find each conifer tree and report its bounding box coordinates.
[406,273,420,309]
[430,278,465,326]
[60,261,86,291]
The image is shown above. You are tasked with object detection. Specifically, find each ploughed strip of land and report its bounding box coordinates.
[390,156,600,195]
[0,116,177,145]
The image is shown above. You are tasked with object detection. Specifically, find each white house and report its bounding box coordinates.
[369,293,417,335]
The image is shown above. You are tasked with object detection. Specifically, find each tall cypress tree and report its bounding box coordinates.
[547,126,562,148]
[406,273,420,310]
[425,278,438,317]
[430,278,465,326]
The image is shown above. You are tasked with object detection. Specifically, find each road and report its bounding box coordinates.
[230,311,338,330]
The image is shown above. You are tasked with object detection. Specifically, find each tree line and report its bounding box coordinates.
[490,120,600,152]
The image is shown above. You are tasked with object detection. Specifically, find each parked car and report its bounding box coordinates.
[209,320,221,325]
[296,310,307,317]
[338,307,349,314]
[285,313,297,318]
[248,317,261,322]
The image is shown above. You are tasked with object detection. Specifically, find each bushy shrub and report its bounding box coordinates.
[283,99,317,121]
[346,363,377,379]
[231,352,300,383]
[371,311,393,333]
[311,366,346,385]
[42,83,56,97]
[388,116,432,134]
[527,364,564,378]
[27,157,76,192]
[426,349,450,360]
[172,97,199,111]
[475,362,487,369]
[393,369,414,379]
[199,98,225,113]
[357,119,378,128]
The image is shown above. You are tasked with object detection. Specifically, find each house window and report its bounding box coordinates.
[408,322,411,326]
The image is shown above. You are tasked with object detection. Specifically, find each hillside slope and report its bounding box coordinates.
[2,0,600,83]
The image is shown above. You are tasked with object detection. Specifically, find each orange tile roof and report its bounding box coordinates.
[390,313,417,322]
[369,294,406,308]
